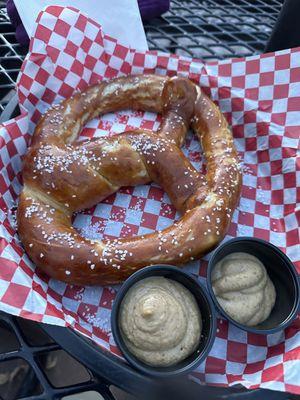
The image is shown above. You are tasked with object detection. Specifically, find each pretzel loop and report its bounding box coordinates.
[17,75,242,285]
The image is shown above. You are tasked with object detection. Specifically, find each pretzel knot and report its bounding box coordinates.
[17,75,242,285]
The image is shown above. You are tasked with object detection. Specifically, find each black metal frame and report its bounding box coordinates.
[0,3,25,114]
[0,312,116,400]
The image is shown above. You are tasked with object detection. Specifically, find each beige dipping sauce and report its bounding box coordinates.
[212,252,276,326]
[119,277,202,367]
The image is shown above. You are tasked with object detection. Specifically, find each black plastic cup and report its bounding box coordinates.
[207,237,300,334]
[111,265,216,377]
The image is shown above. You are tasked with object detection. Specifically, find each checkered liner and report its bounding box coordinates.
[0,5,299,393]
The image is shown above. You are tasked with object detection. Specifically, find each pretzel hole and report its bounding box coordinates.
[70,121,206,243]
[71,184,180,242]
[64,106,207,244]
[78,110,161,140]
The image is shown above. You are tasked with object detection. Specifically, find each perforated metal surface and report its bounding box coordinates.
[144,0,283,60]
[0,0,283,114]
[0,3,25,113]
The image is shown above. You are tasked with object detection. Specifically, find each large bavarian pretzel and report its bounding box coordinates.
[17,75,242,285]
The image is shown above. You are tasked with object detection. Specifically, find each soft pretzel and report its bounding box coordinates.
[17,75,242,285]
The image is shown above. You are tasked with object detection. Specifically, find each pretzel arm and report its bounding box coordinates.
[32,75,168,147]
[192,88,242,211]
[18,190,226,285]
[158,77,197,146]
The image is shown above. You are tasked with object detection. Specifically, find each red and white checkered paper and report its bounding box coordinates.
[0,5,299,393]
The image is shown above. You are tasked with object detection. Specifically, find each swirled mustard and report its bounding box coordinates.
[119,276,202,367]
[212,252,276,326]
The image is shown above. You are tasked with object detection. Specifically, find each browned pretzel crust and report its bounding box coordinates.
[17,75,242,285]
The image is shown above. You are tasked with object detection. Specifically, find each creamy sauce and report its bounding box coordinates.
[212,252,276,326]
[119,276,202,367]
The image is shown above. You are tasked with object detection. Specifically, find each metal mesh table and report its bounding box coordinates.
[0,0,284,114]
[0,4,25,114]
[144,0,283,59]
